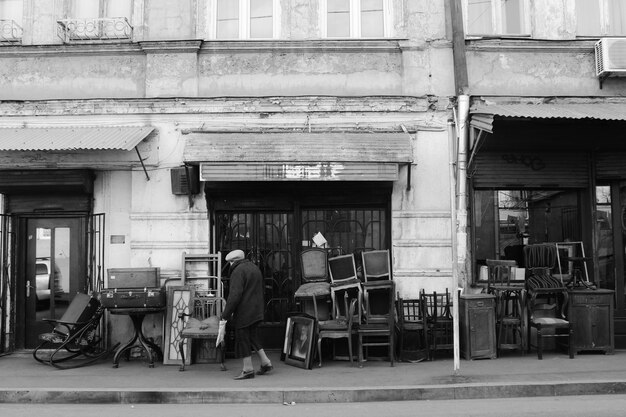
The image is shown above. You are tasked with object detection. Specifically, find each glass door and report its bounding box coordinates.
[23,217,86,348]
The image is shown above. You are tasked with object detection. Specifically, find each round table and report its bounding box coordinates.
[108,307,165,368]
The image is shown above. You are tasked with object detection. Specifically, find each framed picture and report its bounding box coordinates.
[283,315,316,369]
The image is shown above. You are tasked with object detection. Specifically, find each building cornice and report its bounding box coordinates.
[0,96,452,116]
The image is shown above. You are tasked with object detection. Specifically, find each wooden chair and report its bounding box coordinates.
[486,259,525,355]
[328,253,362,323]
[358,280,395,367]
[396,294,429,362]
[178,292,227,371]
[33,292,115,369]
[361,249,391,282]
[421,289,454,360]
[316,293,358,367]
[294,248,331,321]
[523,244,574,359]
[527,292,574,360]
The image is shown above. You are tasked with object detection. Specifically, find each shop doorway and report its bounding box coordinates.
[20,217,87,349]
[215,206,388,349]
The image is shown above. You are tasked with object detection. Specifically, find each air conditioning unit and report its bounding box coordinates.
[595,37,626,77]
[170,165,200,195]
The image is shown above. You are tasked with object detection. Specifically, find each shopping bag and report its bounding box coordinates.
[216,319,227,347]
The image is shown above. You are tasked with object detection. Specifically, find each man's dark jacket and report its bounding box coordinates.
[221,259,264,329]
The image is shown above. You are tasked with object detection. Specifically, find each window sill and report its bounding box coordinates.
[199,38,407,52]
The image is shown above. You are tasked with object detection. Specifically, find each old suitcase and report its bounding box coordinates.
[99,287,166,309]
[107,268,160,289]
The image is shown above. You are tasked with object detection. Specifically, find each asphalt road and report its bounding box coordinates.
[2,395,626,417]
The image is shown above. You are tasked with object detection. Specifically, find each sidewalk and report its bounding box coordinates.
[1,349,626,404]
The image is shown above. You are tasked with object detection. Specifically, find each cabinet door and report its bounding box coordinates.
[590,304,612,349]
[469,307,495,357]
[570,304,592,349]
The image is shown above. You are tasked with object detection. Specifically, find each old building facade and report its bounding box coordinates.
[0,0,459,352]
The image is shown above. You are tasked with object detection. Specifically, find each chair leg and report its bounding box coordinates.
[179,340,186,371]
[569,326,575,359]
[347,335,353,366]
[358,333,364,368]
[536,326,543,360]
[317,336,323,367]
[389,333,394,367]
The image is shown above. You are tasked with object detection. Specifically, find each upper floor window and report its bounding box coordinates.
[0,0,23,42]
[321,0,392,38]
[58,0,133,42]
[212,0,280,39]
[576,0,626,36]
[464,0,530,36]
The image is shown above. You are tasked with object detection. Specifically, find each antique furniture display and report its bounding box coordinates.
[109,306,165,368]
[459,293,497,360]
[317,295,358,367]
[421,289,454,359]
[33,293,115,369]
[361,249,391,282]
[358,280,396,367]
[396,295,429,362]
[177,290,226,371]
[568,289,614,355]
[486,259,526,355]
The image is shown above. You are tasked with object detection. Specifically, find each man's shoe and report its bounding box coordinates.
[256,363,273,375]
[234,370,255,380]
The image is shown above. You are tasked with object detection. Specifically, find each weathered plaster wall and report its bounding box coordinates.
[198,49,403,96]
[467,46,626,96]
[0,54,145,100]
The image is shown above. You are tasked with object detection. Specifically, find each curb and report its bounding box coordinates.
[2,381,626,404]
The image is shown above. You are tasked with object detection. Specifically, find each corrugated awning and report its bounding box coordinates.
[183,132,413,182]
[0,126,155,151]
[470,103,626,134]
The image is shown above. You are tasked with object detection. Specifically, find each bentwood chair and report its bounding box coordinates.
[396,294,429,362]
[421,289,454,360]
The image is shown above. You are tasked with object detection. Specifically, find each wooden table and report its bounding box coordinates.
[108,307,165,368]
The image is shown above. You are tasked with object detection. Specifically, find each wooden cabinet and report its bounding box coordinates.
[568,289,614,354]
[459,294,496,360]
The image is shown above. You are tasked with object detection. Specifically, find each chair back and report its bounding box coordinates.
[361,250,391,282]
[300,248,328,283]
[486,259,518,288]
[397,296,425,326]
[421,289,452,321]
[524,244,557,269]
[328,254,359,286]
[54,292,101,336]
[191,295,226,320]
[362,281,395,325]
[523,244,566,290]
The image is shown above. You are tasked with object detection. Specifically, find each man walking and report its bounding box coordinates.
[221,249,273,380]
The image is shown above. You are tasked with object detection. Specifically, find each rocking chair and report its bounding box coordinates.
[33,293,116,369]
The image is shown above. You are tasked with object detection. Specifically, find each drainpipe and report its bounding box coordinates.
[448,120,461,374]
[457,94,470,287]
[450,0,470,374]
